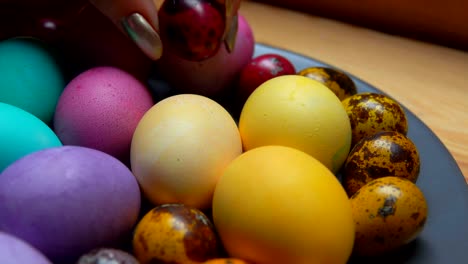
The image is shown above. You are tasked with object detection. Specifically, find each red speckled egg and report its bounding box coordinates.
[53,66,154,163]
[237,53,296,104]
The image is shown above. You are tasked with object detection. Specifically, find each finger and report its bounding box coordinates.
[89,0,162,60]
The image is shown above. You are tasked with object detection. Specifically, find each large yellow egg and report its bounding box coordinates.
[130,94,243,209]
[239,75,351,173]
[212,145,355,264]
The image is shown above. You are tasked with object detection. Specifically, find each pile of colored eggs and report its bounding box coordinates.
[0,2,428,264]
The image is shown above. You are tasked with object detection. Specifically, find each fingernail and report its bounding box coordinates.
[121,13,163,60]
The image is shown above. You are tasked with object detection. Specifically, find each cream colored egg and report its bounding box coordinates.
[130,94,243,209]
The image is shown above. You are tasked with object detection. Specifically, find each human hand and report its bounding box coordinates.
[89,0,162,60]
[0,0,240,61]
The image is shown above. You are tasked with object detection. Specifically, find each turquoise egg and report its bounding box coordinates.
[0,37,66,124]
[0,102,62,172]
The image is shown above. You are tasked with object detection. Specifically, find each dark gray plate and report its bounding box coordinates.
[253,43,468,263]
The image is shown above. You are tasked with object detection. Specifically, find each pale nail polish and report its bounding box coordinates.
[121,13,163,60]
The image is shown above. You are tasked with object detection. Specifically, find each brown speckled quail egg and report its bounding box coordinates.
[132,204,220,264]
[350,176,428,257]
[343,131,420,196]
[342,92,408,146]
[297,66,357,100]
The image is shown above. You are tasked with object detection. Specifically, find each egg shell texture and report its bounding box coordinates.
[212,146,355,264]
[342,92,408,146]
[133,204,220,263]
[344,131,420,196]
[0,102,62,172]
[350,177,428,256]
[130,94,243,209]
[54,66,154,162]
[238,75,352,173]
[0,146,141,263]
[0,232,52,264]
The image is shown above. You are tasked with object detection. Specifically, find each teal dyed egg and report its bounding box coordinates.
[0,102,62,172]
[0,37,66,124]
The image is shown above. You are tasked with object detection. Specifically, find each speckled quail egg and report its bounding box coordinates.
[342,92,408,146]
[350,176,428,257]
[343,131,420,196]
[297,66,357,100]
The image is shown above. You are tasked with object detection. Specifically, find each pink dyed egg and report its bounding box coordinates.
[53,66,154,163]
[156,13,255,97]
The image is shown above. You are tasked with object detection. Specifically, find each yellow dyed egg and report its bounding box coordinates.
[130,94,243,209]
[343,131,420,196]
[350,177,428,256]
[212,146,355,264]
[239,75,352,173]
[297,66,357,100]
[342,92,408,146]
[132,204,220,264]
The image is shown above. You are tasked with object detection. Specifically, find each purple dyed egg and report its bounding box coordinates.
[0,146,141,263]
[0,232,52,264]
[53,66,154,163]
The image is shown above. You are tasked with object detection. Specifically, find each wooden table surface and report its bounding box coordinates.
[239,1,468,181]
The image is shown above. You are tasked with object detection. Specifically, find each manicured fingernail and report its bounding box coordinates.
[121,13,163,60]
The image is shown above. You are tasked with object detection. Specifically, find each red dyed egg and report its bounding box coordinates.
[159,0,225,61]
[237,53,296,104]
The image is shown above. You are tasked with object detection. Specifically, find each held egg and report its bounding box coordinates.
[0,146,141,263]
[239,75,352,173]
[298,66,357,101]
[53,66,154,162]
[342,92,408,146]
[158,0,225,61]
[133,204,220,264]
[0,102,62,172]
[350,177,428,256]
[130,94,243,209]
[155,14,255,96]
[343,131,420,196]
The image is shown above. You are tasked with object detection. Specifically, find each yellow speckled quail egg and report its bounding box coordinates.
[350,176,428,257]
[132,204,220,264]
[343,131,420,196]
[342,92,408,146]
[297,66,357,101]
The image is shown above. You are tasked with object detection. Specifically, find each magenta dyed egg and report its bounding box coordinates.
[0,146,141,263]
[53,66,154,162]
[156,14,255,97]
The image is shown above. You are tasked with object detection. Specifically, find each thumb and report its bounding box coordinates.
[89,0,163,60]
